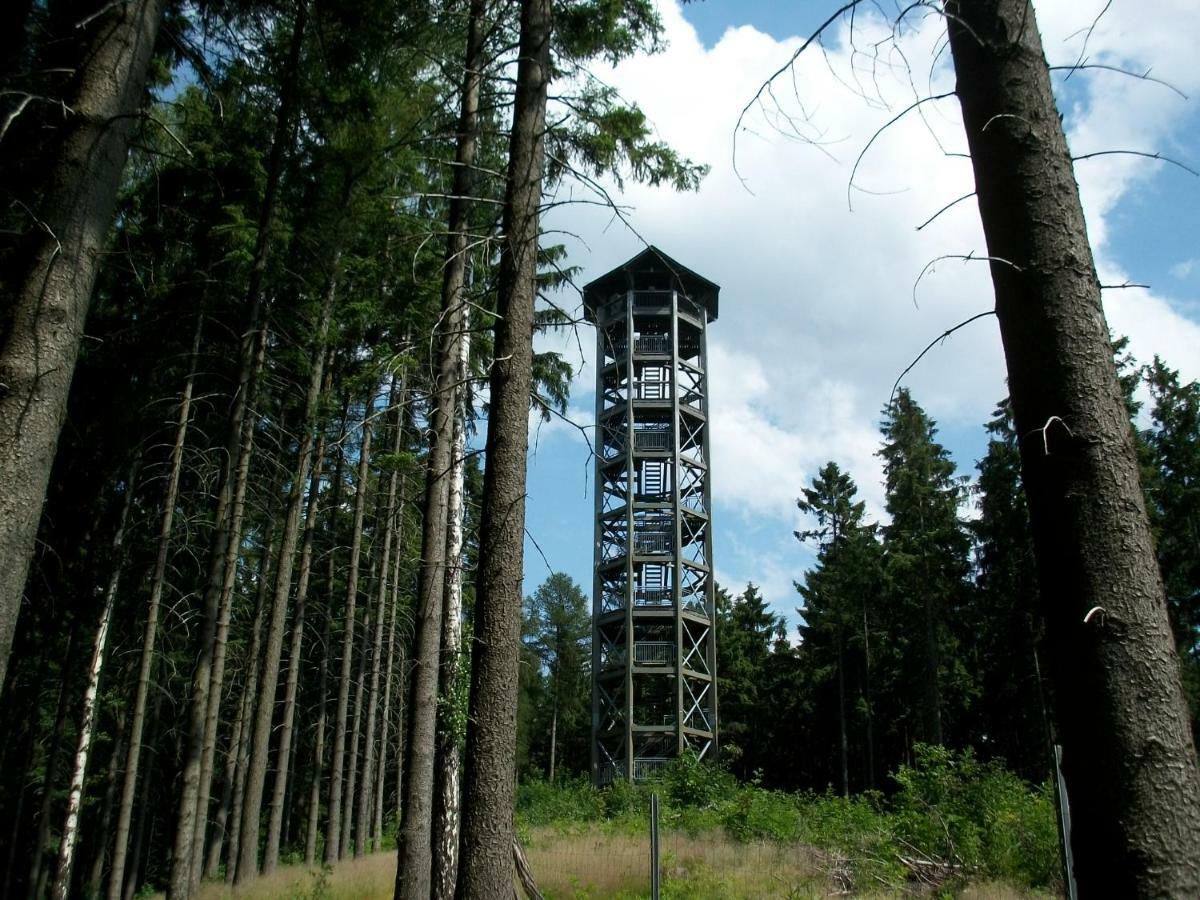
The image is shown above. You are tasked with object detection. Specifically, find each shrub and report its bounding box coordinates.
[890,744,1060,888]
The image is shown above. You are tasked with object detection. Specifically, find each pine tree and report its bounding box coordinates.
[878,390,971,749]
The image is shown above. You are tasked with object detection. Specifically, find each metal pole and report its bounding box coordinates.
[649,792,661,900]
[1053,744,1078,900]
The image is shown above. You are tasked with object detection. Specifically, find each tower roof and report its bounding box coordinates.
[582,246,720,323]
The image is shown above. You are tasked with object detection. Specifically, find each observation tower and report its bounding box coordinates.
[583,247,719,785]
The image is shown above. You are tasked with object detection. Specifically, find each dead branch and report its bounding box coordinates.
[890,310,996,405]
[1072,149,1199,178]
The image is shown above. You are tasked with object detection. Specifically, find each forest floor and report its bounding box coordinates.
[179,826,1054,899]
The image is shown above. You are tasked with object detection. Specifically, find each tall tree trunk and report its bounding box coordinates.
[85,704,126,900]
[0,0,166,690]
[861,604,875,790]
[50,459,139,900]
[108,312,202,900]
[28,632,78,898]
[305,396,348,865]
[398,2,485,893]
[236,277,335,883]
[260,271,340,876]
[356,385,406,857]
[224,534,275,883]
[325,392,376,864]
[946,1,1200,893]
[453,0,550,894]
[189,323,268,893]
[169,3,306,888]
[203,662,244,880]
[123,685,163,900]
[344,563,374,858]
[836,630,848,797]
[374,493,406,852]
[432,321,472,899]
[168,304,266,900]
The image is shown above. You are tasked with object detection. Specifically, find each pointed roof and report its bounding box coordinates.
[582,246,720,323]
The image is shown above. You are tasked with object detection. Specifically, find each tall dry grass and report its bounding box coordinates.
[160,827,1052,899]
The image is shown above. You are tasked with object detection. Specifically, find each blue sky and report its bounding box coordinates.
[519,0,1200,632]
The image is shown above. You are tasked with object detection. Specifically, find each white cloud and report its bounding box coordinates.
[1169,258,1197,280]
[528,0,1200,622]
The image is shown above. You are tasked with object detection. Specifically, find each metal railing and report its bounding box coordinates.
[634,428,671,450]
[633,757,672,781]
[636,334,670,353]
[634,642,674,665]
[634,532,672,554]
[634,588,673,607]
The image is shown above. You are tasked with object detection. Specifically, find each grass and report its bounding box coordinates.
[167,826,1054,899]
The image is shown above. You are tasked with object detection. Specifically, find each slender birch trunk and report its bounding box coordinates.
[396,2,485,893]
[85,709,126,899]
[325,392,376,863]
[432,321,472,899]
[50,458,139,900]
[454,0,550,891]
[236,274,336,882]
[30,631,78,900]
[108,312,202,900]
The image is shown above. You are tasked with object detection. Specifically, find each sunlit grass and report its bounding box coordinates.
[165,826,1053,899]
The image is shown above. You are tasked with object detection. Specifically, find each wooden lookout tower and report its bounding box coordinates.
[584,247,719,785]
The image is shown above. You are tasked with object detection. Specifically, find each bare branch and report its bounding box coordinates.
[890,310,996,405]
[1063,0,1113,80]
[734,1,867,188]
[1049,62,1187,99]
[913,251,1022,308]
[916,191,975,231]
[848,92,955,210]
[1072,149,1199,178]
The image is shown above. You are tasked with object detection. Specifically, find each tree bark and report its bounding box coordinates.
[343,560,374,857]
[374,487,406,851]
[454,0,550,894]
[325,392,376,864]
[305,396,348,865]
[432,320,473,899]
[397,2,485,893]
[85,703,126,900]
[356,384,406,857]
[237,273,336,882]
[0,0,166,691]
[108,311,202,900]
[946,1,1200,893]
[224,532,274,884]
[189,321,267,892]
[50,459,139,900]
[260,273,340,876]
[168,300,267,900]
[29,630,77,900]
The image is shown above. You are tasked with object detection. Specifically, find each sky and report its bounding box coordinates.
[520,0,1200,632]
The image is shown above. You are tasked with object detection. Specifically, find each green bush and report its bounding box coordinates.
[721,787,801,842]
[890,744,1060,888]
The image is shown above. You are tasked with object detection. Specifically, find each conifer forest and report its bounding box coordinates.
[1,0,1198,898]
